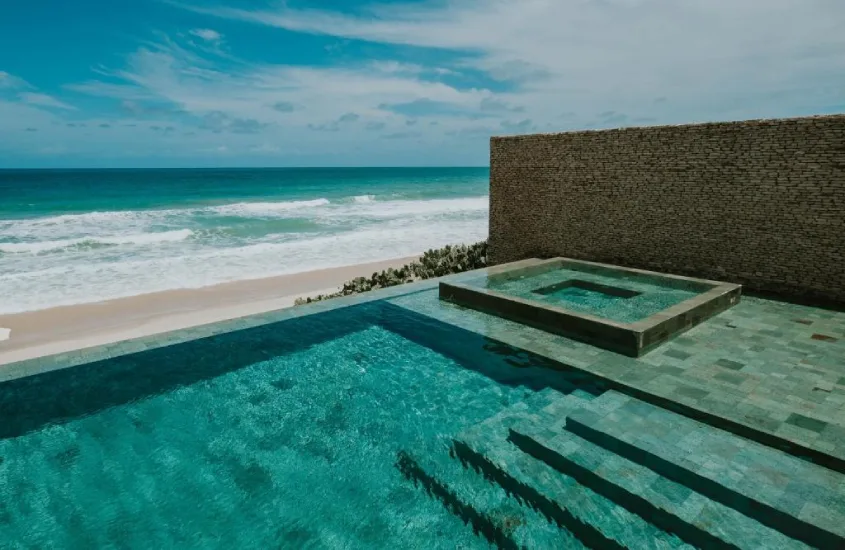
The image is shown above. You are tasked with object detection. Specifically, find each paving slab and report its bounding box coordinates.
[453,390,691,550]
[566,390,845,549]
[508,421,808,550]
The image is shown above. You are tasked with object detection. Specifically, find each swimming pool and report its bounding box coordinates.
[0,299,613,548]
[0,268,838,549]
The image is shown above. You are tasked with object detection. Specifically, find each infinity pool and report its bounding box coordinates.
[0,300,608,548]
[1,274,835,549]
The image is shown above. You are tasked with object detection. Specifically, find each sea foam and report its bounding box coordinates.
[0,194,489,313]
[0,229,194,254]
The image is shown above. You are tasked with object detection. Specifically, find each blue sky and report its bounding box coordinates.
[1,0,843,168]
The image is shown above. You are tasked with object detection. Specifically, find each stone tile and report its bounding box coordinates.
[663,349,693,361]
[565,390,845,543]
[714,372,746,385]
[715,359,745,371]
[785,413,829,434]
[675,385,709,400]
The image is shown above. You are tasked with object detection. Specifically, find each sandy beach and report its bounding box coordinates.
[0,255,418,366]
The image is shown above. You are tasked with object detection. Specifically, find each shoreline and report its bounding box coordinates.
[0,256,419,366]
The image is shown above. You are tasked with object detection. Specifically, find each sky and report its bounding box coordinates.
[1,0,843,169]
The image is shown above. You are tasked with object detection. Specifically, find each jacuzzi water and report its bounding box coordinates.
[483,267,703,323]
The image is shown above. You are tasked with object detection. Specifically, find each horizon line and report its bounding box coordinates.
[0,165,491,171]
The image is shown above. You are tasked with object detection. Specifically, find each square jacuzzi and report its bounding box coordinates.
[440,258,742,357]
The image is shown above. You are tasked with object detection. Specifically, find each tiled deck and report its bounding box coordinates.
[389,284,845,472]
[562,390,844,546]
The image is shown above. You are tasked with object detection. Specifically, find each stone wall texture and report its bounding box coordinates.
[489,114,845,304]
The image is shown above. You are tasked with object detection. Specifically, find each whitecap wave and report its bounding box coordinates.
[0,229,194,254]
[208,198,331,216]
[0,218,489,314]
[0,198,332,235]
[0,196,489,242]
[319,197,489,220]
[0,192,492,313]
[1,209,146,228]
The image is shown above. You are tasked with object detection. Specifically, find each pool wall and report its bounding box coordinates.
[0,260,540,384]
[488,113,845,306]
[440,258,741,357]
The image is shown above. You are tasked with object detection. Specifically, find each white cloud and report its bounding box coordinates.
[64,81,159,101]
[186,0,845,123]
[70,39,493,138]
[0,71,78,115]
[6,0,844,166]
[19,92,76,110]
[249,143,281,154]
[0,71,31,89]
[54,34,499,164]
[0,99,56,126]
[189,28,222,42]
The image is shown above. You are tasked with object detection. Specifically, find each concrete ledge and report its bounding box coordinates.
[439,257,741,357]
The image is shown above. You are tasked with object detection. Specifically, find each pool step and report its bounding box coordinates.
[453,388,585,444]
[507,423,809,549]
[395,448,579,549]
[565,390,845,550]
[392,390,589,549]
[453,390,692,550]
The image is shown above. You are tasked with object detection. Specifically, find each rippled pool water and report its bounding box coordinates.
[0,301,592,548]
[484,267,703,323]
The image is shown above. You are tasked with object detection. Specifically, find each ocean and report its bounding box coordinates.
[0,168,489,314]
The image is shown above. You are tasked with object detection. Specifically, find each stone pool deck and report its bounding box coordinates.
[390,284,845,472]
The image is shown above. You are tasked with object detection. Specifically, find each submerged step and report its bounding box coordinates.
[565,390,845,550]
[392,390,590,549]
[395,448,576,549]
[457,388,594,454]
[459,387,585,441]
[508,422,809,550]
[395,450,522,549]
[454,391,692,550]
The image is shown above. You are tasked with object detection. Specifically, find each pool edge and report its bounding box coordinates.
[440,257,743,357]
[0,260,544,383]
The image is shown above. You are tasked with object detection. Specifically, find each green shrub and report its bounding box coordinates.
[294,240,488,305]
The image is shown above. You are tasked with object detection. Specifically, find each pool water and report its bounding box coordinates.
[0,301,601,549]
[485,267,702,323]
[538,281,640,312]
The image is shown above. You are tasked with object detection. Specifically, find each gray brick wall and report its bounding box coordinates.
[489,114,845,304]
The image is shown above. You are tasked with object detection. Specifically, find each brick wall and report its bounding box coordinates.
[489,114,845,304]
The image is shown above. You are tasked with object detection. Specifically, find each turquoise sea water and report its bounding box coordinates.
[0,168,489,313]
[0,300,602,548]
